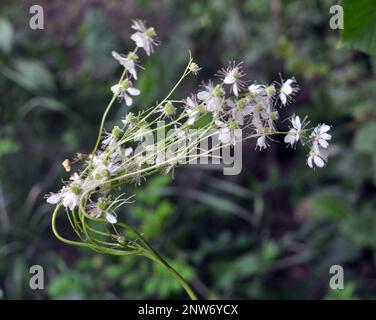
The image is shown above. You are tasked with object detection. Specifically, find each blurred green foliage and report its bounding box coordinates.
[0,0,376,300]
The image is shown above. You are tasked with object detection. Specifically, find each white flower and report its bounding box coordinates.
[279,77,298,106]
[307,145,327,169]
[105,212,117,224]
[130,20,158,56]
[284,115,306,147]
[89,199,117,224]
[102,126,123,148]
[189,62,201,75]
[248,83,266,96]
[112,51,138,80]
[256,135,268,150]
[184,96,200,125]
[61,187,81,210]
[311,123,331,149]
[216,120,238,145]
[227,99,253,126]
[46,193,61,204]
[111,79,140,106]
[218,62,245,96]
[92,153,121,177]
[197,83,224,113]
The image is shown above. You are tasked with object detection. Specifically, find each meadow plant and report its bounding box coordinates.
[46,19,332,299]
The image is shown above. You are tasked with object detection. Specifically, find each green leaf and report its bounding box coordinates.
[2,59,55,93]
[0,17,14,53]
[0,138,19,158]
[342,0,376,55]
[310,191,353,221]
[353,122,376,154]
[48,274,83,298]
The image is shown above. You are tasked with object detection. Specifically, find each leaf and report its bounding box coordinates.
[341,205,376,248]
[48,274,83,299]
[0,138,19,158]
[353,122,376,154]
[2,59,55,93]
[0,17,14,53]
[341,0,376,55]
[310,191,353,221]
[18,97,66,118]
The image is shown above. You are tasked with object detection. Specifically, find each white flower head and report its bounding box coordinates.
[89,198,117,224]
[311,123,331,149]
[256,135,269,150]
[279,77,298,106]
[197,82,224,113]
[112,51,139,80]
[248,83,266,97]
[189,62,201,75]
[102,126,123,148]
[307,144,328,169]
[227,98,253,125]
[130,20,159,56]
[218,61,246,96]
[111,79,140,106]
[284,115,307,147]
[184,95,201,126]
[215,120,239,146]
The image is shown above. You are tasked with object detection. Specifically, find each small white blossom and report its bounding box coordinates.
[284,115,306,147]
[189,62,201,75]
[184,96,200,125]
[102,126,123,148]
[227,99,253,126]
[218,62,245,96]
[112,51,138,80]
[307,145,327,169]
[279,77,298,106]
[248,83,266,96]
[111,79,140,106]
[130,20,158,56]
[311,123,331,149]
[256,135,268,150]
[215,120,238,145]
[197,83,224,113]
[46,193,61,205]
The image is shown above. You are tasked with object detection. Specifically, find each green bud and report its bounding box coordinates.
[198,104,206,113]
[237,99,247,109]
[164,102,176,116]
[120,79,130,89]
[127,52,137,61]
[270,111,279,121]
[256,103,264,111]
[213,85,224,97]
[112,126,122,138]
[146,27,156,38]
[265,85,276,96]
[71,184,81,195]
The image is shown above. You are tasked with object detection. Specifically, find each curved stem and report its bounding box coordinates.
[119,222,198,300]
[92,69,127,155]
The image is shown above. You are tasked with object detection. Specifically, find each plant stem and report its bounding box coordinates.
[120,222,198,300]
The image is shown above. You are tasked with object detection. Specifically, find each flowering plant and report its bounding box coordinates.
[46,19,332,299]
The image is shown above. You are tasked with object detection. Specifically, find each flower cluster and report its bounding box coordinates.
[47,20,332,228]
[46,19,333,300]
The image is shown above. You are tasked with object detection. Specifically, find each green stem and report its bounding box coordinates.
[119,222,198,300]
